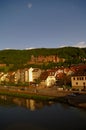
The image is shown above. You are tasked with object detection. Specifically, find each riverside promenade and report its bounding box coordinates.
[0,86,86,109]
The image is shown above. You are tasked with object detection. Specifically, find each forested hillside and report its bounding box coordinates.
[0,47,86,71]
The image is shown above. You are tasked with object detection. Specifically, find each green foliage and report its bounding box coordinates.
[0,66,9,72]
[0,91,55,101]
[0,47,86,71]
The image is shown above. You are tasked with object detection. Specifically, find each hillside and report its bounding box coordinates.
[0,47,86,71]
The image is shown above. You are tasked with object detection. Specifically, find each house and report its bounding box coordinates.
[14,70,21,83]
[7,72,15,83]
[29,67,41,82]
[64,68,74,76]
[71,71,86,91]
[24,68,29,82]
[40,70,56,87]
[55,68,64,79]
[0,73,8,82]
[19,69,25,83]
[29,67,34,82]
[45,75,56,87]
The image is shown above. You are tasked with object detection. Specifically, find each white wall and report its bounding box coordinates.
[29,67,33,82]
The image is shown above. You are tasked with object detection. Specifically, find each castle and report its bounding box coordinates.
[28,55,65,64]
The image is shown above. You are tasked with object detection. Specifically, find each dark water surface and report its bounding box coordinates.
[0,95,86,130]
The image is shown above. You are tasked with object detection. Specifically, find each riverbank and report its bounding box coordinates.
[0,87,86,109]
[0,90,54,101]
[66,94,86,109]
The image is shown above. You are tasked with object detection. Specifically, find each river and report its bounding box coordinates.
[0,95,86,130]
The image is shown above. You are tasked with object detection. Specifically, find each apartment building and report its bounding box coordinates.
[29,67,41,82]
[71,74,86,91]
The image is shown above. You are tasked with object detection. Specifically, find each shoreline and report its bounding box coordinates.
[0,88,86,109]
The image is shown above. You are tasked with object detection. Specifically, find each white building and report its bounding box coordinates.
[29,67,34,82]
[29,67,41,82]
[45,76,56,87]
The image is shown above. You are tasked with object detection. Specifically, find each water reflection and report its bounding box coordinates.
[0,95,86,130]
[0,95,55,111]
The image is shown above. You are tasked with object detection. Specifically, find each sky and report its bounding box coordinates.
[0,0,86,50]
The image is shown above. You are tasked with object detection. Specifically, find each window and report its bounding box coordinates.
[73,77,75,80]
[76,82,78,85]
[80,77,82,80]
[82,77,84,80]
[77,77,79,80]
[83,82,85,85]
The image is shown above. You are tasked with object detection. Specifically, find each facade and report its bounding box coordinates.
[45,76,56,87]
[71,75,86,91]
[19,69,25,83]
[24,68,29,82]
[40,70,56,87]
[14,70,21,83]
[32,68,41,81]
[28,67,34,82]
[29,55,65,64]
[29,67,41,82]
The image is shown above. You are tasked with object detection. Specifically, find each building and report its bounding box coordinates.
[14,70,21,84]
[40,70,56,87]
[24,68,29,82]
[29,55,65,64]
[71,72,86,91]
[45,76,56,87]
[29,67,41,82]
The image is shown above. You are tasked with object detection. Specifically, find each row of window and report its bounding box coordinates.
[73,76,86,80]
[76,82,86,85]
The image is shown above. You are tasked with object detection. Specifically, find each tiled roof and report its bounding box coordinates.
[72,70,86,76]
[40,71,48,80]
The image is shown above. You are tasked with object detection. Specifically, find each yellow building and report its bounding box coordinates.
[71,74,86,91]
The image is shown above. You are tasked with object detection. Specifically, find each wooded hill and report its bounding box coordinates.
[0,47,86,71]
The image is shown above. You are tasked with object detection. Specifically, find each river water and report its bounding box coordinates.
[0,95,86,130]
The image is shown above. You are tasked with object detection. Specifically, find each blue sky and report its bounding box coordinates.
[0,0,86,50]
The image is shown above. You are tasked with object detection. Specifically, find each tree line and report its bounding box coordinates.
[0,47,86,72]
